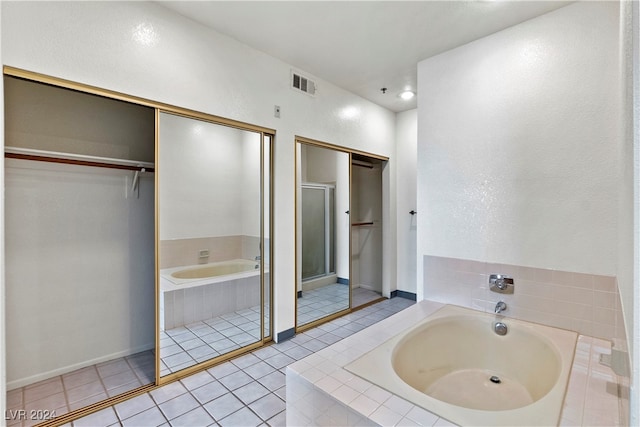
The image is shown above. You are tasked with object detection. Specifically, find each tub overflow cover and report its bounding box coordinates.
[490,376,501,384]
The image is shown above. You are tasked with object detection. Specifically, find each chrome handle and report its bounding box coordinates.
[494,301,507,314]
[489,274,514,294]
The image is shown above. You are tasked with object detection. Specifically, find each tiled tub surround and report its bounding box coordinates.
[160,236,262,269]
[344,305,577,426]
[286,300,622,426]
[159,265,266,330]
[422,256,622,341]
[422,255,630,424]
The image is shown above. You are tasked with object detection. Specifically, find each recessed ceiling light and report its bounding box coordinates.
[399,90,415,100]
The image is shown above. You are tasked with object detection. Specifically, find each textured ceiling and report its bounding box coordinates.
[158,1,571,112]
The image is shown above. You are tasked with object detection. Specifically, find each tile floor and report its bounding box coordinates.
[160,306,267,376]
[297,283,382,326]
[352,287,384,308]
[7,351,155,427]
[161,283,380,377]
[68,297,415,427]
[296,283,349,326]
[8,288,388,427]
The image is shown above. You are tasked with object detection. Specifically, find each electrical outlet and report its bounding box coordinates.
[274,105,281,118]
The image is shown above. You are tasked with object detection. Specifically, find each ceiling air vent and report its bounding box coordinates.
[291,71,316,96]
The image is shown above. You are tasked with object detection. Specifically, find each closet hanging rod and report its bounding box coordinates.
[352,160,374,169]
[352,221,375,226]
[4,147,155,172]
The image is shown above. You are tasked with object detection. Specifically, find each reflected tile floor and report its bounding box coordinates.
[6,351,155,427]
[70,297,416,427]
[296,283,349,326]
[352,286,383,308]
[160,306,270,376]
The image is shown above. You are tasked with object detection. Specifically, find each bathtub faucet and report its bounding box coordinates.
[494,301,507,314]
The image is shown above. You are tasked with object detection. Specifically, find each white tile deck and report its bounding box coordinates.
[286,300,622,427]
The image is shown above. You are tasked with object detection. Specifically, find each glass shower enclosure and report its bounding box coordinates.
[301,184,335,281]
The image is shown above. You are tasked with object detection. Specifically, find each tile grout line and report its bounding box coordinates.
[68,297,415,427]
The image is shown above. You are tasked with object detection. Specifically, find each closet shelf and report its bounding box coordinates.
[4,146,155,172]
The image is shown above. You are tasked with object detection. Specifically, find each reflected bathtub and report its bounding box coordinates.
[345,305,577,426]
[162,259,259,286]
[159,259,265,330]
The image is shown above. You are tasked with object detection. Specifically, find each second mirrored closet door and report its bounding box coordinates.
[295,138,387,331]
[157,112,272,382]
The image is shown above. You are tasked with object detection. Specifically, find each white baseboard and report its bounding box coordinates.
[7,342,155,390]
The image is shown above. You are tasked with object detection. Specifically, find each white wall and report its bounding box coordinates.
[0,1,396,347]
[158,112,261,240]
[241,131,262,239]
[5,161,155,388]
[395,110,417,294]
[417,1,620,283]
[417,1,635,420]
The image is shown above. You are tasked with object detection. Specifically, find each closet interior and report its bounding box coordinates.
[4,75,156,418]
[351,154,385,308]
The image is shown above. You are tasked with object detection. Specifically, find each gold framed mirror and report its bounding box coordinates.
[295,136,388,331]
[156,110,274,384]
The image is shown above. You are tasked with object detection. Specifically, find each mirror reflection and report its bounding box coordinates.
[262,135,272,339]
[158,112,266,376]
[296,142,350,327]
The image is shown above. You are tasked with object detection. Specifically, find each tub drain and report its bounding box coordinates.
[489,376,501,384]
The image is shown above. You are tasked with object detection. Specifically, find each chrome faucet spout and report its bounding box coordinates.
[494,301,507,314]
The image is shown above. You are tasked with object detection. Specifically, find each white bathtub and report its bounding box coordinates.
[161,259,259,289]
[159,259,265,330]
[345,304,577,426]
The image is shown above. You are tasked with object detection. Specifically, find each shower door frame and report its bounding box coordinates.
[301,182,336,282]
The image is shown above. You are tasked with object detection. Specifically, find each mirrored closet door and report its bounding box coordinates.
[295,140,351,328]
[157,112,273,381]
[295,138,389,331]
